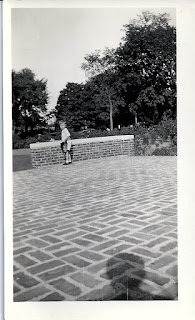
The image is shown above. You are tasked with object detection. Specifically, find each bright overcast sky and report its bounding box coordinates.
[12,8,176,110]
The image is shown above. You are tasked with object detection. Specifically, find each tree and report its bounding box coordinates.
[81,48,117,130]
[87,74,126,129]
[12,68,48,134]
[55,11,176,131]
[45,109,57,133]
[56,80,116,131]
[55,82,94,131]
[115,11,176,125]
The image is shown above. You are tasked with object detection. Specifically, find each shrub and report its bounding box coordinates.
[152,147,177,156]
[12,121,177,150]
[156,119,177,141]
[37,132,52,142]
[13,133,53,149]
[13,134,25,149]
[70,127,133,139]
[142,133,150,145]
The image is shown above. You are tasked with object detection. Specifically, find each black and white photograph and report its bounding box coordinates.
[10,5,178,303]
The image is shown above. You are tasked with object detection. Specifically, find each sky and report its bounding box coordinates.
[12,8,176,110]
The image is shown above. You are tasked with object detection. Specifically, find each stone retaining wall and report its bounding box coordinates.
[30,135,134,168]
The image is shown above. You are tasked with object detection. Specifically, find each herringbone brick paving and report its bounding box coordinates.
[13,156,177,301]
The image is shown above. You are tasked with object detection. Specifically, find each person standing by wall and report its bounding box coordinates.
[59,121,72,165]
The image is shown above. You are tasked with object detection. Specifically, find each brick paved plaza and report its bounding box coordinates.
[13,156,177,301]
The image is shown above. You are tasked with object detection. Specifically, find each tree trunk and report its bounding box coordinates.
[105,86,113,131]
[135,113,138,125]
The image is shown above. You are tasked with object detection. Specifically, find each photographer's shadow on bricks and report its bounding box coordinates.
[105,253,173,300]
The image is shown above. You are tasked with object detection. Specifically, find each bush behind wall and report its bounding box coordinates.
[13,121,177,156]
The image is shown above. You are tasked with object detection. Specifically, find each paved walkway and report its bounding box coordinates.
[13,156,177,301]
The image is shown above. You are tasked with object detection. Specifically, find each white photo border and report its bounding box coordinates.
[3,0,195,319]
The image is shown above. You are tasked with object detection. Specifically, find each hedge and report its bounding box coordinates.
[13,120,177,155]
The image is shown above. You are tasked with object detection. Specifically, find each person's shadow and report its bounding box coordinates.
[105,253,175,300]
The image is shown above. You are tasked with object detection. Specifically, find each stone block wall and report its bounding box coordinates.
[30,135,134,168]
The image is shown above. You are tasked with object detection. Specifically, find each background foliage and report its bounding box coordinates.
[12,68,48,135]
[12,11,176,156]
[55,11,176,131]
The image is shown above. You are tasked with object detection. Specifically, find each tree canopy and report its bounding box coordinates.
[12,68,49,134]
[55,11,176,130]
[81,48,118,130]
[115,11,176,124]
[55,82,90,131]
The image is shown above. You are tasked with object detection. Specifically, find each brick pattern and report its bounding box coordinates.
[13,156,177,301]
[30,137,134,168]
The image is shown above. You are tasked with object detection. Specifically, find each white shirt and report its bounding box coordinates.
[61,128,70,142]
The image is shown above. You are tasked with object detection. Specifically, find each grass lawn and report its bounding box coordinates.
[13,149,32,172]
